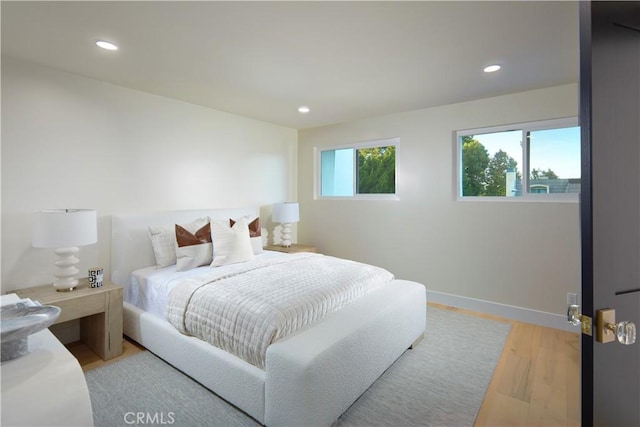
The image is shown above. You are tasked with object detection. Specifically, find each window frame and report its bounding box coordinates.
[314,137,399,201]
[455,117,580,203]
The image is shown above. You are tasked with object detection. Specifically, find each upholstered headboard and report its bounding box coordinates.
[110,207,259,288]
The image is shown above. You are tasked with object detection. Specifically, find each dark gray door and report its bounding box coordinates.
[580,1,640,426]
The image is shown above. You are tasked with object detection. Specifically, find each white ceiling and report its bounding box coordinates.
[1,1,579,130]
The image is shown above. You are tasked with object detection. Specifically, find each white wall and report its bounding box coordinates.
[298,84,580,323]
[2,55,580,328]
[1,57,297,292]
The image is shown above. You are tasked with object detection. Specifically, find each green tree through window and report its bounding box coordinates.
[461,136,490,196]
[531,168,559,180]
[357,146,395,194]
[458,119,580,198]
[485,150,519,196]
[461,138,520,196]
[319,138,398,198]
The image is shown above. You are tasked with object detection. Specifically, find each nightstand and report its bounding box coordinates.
[16,278,123,361]
[264,244,318,254]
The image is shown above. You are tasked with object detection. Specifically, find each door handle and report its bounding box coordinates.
[567,304,593,336]
[567,305,636,344]
[567,304,581,325]
[596,308,637,345]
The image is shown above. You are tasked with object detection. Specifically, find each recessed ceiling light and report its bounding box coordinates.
[483,64,501,73]
[96,40,118,51]
[298,106,310,114]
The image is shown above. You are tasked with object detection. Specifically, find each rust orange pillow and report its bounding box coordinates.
[175,220,212,271]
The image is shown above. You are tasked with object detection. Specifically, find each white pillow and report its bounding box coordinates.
[211,217,254,267]
[148,217,209,268]
[148,226,177,267]
[230,216,264,255]
[175,219,212,272]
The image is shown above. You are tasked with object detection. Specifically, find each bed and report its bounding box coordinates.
[111,208,426,427]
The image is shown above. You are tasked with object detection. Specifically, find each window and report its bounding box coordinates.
[457,118,580,200]
[317,138,398,199]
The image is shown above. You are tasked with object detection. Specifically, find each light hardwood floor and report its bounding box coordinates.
[427,304,580,427]
[70,303,580,426]
[67,337,144,372]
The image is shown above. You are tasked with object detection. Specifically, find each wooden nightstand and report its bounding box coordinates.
[264,244,318,254]
[16,279,123,361]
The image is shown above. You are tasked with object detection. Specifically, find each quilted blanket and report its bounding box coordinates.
[166,253,394,368]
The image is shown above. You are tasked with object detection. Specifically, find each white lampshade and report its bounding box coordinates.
[272,202,299,224]
[32,209,97,292]
[32,209,98,248]
[32,209,97,248]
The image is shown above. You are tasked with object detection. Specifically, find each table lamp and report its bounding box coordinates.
[32,209,98,292]
[272,202,299,247]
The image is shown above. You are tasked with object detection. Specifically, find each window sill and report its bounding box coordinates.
[456,194,579,203]
[315,194,400,201]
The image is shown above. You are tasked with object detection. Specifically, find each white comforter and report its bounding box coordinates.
[166,253,394,368]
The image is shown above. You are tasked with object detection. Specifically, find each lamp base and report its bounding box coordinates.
[280,223,292,247]
[52,247,80,292]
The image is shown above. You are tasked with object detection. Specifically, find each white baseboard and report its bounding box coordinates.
[426,290,577,333]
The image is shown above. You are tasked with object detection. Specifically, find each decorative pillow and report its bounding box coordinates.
[148,217,209,268]
[148,226,178,267]
[211,216,254,267]
[230,216,264,255]
[175,220,213,272]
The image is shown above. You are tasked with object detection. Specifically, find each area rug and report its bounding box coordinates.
[85,307,511,427]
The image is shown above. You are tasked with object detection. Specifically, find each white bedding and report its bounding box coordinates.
[166,253,394,368]
[126,251,286,318]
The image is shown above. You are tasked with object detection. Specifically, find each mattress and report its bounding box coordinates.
[125,251,287,319]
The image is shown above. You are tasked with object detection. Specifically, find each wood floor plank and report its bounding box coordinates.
[497,352,534,403]
[565,331,581,426]
[475,321,516,426]
[477,393,531,426]
[476,320,580,426]
[496,323,539,403]
[527,345,568,426]
[539,326,565,351]
[67,338,144,372]
[511,322,541,360]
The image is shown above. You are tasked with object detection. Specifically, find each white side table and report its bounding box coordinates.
[1,293,94,427]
